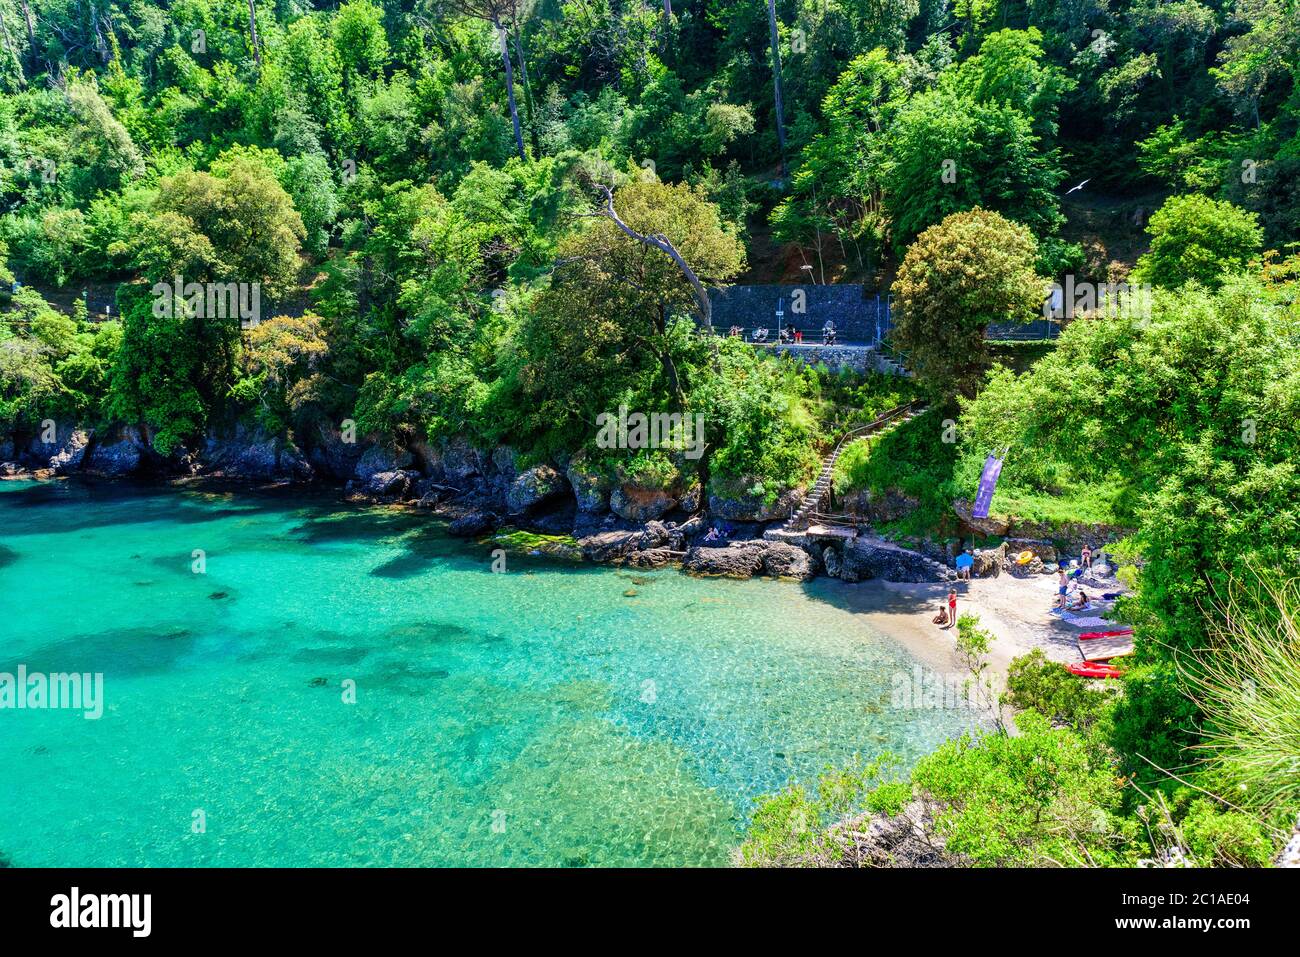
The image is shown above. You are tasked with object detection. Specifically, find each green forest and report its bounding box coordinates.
[1,0,1298,868]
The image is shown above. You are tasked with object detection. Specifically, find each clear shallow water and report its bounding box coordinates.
[0,479,976,867]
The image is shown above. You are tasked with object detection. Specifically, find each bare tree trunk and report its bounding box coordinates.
[495,18,525,159]
[766,0,787,178]
[510,23,536,148]
[247,0,261,70]
[89,1,107,62]
[0,7,25,87]
[663,0,672,15]
[17,0,42,77]
[595,185,712,329]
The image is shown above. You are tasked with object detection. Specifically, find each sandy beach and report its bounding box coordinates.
[823,569,1127,678]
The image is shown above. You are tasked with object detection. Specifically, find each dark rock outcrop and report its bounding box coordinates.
[973,544,1005,577]
[506,464,567,514]
[762,541,819,581]
[442,437,484,482]
[566,454,612,513]
[953,497,1010,537]
[1006,537,1057,564]
[309,422,367,481]
[85,426,149,477]
[202,426,314,482]
[353,444,414,483]
[841,537,955,583]
[682,541,768,578]
[707,484,802,523]
[447,510,497,537]
[624,548,679,569]
[610,484,677,523]
[578,530,642,563]
[362,469,419,500]
[639,520,671,550]
[48,428,91,475]
[840,488,920,524]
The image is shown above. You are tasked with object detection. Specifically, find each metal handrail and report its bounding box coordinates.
[789,400,926,525]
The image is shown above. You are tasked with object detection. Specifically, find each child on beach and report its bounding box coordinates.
[947,589,958,628]
[1057,567,1069,610]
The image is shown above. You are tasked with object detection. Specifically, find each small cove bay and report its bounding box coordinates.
[0,479,979,867]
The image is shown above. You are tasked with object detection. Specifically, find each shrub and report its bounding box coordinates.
[1131,194,1263,291]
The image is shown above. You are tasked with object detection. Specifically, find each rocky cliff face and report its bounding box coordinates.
[0,421,974,587]
[202,425,314,482]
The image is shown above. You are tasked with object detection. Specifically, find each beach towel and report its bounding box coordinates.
[1064,616,1113,629]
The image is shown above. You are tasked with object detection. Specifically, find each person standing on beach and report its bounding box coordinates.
[956,549,974,580]
[1057,566,1069,610]
[947,589,958,628]
[1081,543,1092,571]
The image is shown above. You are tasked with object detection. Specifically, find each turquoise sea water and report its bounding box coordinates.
[0,479,976,867]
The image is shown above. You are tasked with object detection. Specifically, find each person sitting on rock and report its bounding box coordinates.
[703,526,721,543]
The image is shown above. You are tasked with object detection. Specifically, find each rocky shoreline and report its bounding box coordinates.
[1,422,1127,586]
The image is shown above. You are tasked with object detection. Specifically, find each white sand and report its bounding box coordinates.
[831,571,1127,678]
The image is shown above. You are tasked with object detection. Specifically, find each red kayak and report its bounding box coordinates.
[1078,629,1134,641]
[1067,660,1123,679]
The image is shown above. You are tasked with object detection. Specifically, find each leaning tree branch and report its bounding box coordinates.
[593,185,711,329]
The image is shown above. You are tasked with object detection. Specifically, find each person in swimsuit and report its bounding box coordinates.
[947,589,958,628]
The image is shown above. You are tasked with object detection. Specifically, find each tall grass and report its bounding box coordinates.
[1186,570,1300,814]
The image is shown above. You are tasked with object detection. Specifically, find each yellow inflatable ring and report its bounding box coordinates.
[1015,549,1035,564]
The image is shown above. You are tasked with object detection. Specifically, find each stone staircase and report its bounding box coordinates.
[869,346,914,378]
[787,402,926,530]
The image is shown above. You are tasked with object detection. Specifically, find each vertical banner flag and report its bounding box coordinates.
[971,452,1005,520]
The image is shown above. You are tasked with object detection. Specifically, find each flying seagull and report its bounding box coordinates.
[1065,178,1091,194]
